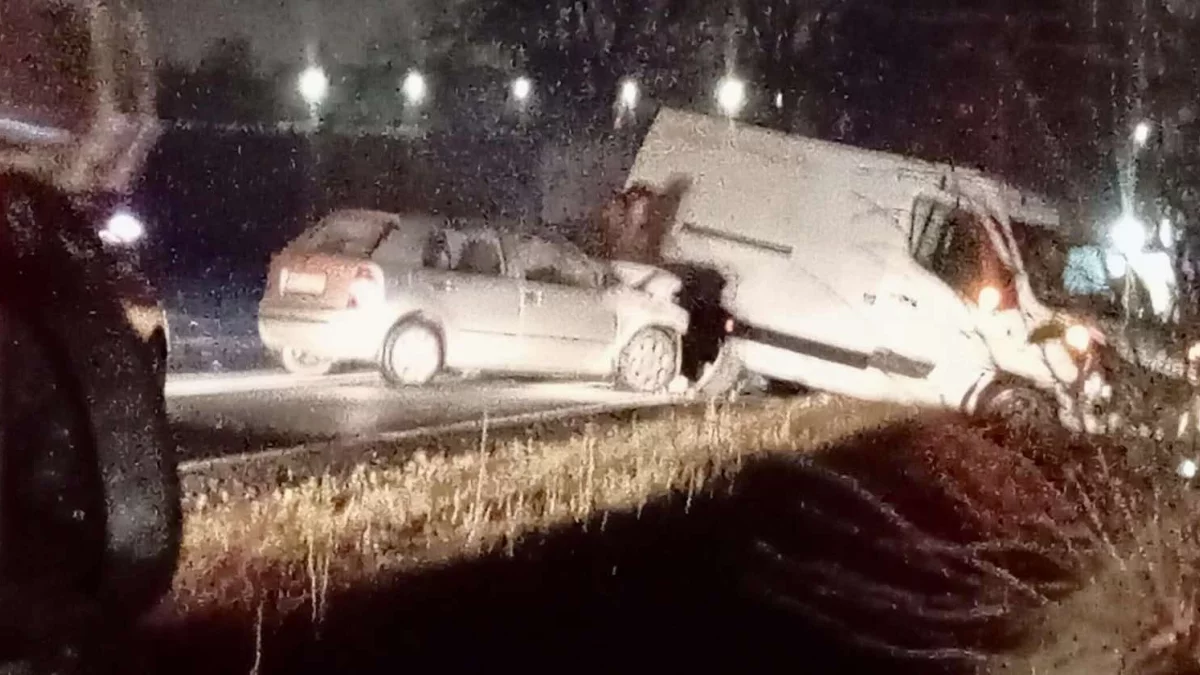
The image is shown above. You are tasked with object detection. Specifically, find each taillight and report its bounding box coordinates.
[348,265,385,309]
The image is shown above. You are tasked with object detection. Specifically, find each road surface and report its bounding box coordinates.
[167,369,670,462]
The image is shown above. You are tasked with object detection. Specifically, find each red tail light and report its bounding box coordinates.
[348,264,385,309]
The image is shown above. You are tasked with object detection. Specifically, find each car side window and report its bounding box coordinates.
[456,238,503,276]
[422,232,454,271]
[372,227,418,267]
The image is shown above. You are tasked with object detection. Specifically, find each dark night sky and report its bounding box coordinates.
[143,0,408,67]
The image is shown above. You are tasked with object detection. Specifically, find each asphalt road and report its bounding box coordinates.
[167,369,671,462]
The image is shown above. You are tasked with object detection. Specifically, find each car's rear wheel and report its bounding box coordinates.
[280,346,334,376]
[381,320,442,387]
[616,327,678,393]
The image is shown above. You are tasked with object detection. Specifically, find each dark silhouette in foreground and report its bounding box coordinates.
[0,173,181,674]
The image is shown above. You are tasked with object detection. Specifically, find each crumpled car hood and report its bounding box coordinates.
[608,260,683,301]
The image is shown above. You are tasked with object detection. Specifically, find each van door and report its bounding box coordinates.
[868,198,995,407]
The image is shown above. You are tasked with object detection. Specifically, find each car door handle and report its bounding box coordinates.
[523,289,543,305]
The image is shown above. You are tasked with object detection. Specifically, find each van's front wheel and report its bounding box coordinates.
[977,384,1058,429]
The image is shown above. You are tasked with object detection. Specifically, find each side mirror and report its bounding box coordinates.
[1029,319,1096,356]
[1028,321,1067,345]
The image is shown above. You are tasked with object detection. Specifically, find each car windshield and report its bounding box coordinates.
[1009,219,1126,320]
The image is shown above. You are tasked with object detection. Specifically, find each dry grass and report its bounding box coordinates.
[170,394,912,618]
[988,481,1200,675]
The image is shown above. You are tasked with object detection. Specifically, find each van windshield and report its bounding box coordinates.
[1009,220,1126,320]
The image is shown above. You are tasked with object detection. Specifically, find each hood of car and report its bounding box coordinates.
[607,260,683,301]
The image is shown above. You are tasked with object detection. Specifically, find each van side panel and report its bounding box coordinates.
[626,109,944,359]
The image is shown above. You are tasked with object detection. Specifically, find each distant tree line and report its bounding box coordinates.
[152,0,1200,208]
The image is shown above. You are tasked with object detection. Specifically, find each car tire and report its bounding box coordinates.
[616,327,679,393]
[381,319,442,387]
[977,384,1058,429]
[280,346,334,377]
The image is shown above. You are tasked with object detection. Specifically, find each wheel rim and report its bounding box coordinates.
[388,326,440,383]
[624,331,675,392]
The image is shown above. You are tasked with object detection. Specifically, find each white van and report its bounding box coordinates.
[626,108,1111,429]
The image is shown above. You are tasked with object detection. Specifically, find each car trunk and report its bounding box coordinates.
[264,251,372,311]
[263,210,439,311]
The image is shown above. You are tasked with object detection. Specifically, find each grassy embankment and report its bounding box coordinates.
[155,393,1200,675]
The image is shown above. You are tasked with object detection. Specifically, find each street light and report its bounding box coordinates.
[402,70,427,106]
[1160,217,1176,249]
[298,65,329,109]
[715,75,747,118]
[511,76,533,104]
[1133,120,1152,147]
[1111,211,1148,256]
[618,78,639,110]
[99,210,145,246]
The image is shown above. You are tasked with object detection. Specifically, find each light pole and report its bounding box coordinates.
[297,64,329,219]
[402,70,427,107]
[511,76,533,105]
[1133,120,1152,148]
[510,75,534,127]
[614,77,640,129]
[715,74,747,119]
[298,65,329,128]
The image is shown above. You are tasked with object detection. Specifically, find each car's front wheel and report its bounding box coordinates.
[616,327,679,393]
[381,320,442,387]
[280,346,334,376]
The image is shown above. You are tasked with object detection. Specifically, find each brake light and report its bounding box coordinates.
[348,265,385,309]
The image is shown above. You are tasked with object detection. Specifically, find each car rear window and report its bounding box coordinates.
[293,213,395,257]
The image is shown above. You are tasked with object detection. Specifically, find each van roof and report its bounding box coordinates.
[643,107,1062,229]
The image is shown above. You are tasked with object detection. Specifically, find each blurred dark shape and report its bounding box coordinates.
[0,171,181,673]
[0,0,181,671]
[0,0,159,196]
[158,36,282,125]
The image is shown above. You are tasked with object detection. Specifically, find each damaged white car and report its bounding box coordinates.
[258,209,689,392]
